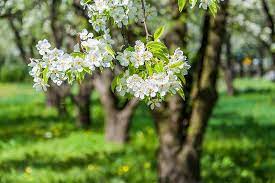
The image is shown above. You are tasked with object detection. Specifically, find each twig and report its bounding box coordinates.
[77,34,85,53]
[141,0,150,41]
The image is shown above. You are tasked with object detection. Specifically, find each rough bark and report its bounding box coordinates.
[93,70,139,144]
[153,1,229,182]
[153,96,200,183]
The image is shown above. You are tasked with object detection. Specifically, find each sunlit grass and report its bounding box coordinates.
[0,78,274,182]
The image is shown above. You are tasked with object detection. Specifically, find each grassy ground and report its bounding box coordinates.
[0,79,274,183]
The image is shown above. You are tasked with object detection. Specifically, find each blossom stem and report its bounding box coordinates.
[77,34,85,53]
[141,0,150,41]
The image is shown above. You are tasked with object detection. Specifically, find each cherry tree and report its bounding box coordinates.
[28,0,226,182]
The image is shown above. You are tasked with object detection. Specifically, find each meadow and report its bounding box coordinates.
[0,79,274,183]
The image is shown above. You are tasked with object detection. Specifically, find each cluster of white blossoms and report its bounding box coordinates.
[115,41,190,109]
[192,0,224,10]
[81,0,156,33]
[28,1,193,109]
[28,29,114,91]
[117,40,153,68]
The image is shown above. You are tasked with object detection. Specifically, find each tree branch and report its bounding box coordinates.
[141,0,150,41]
[261,0,274,35]
[8,17,29,64]
[72,0,90,21]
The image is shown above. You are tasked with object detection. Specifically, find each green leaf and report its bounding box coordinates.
[125,46,135,52]
[42,67,49,83]
[176,73,186,85]
[169,61,183,68]
[146,41,169,61]
[209,1,218,15]
[154,62,164,73]
[178,0,187,12]
[145,62,153,76]
[111,75,120,93]
[105,45,115,58]
[154,26,165,40]
[83,67,91,74]
[153,52,169,62]
[177,88,185,100]
[189,0,198,8]
[66,71,73,84]
[71,52,85,59]
[146,41,168,52]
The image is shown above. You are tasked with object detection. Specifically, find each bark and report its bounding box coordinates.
[8,17,29,64]
[222,34,235,96]
[73,0,90,21]
[50,0,63,49]
[258,47,265,76]
[46,82,70,116]
[153,96,200,183]
[153,1,229,182]
[261,0,275,66]
[93,70,139,144]
[239,60,244,77]
[72,77,93,129]
[164,2,188,50]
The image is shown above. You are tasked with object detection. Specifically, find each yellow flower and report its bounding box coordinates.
[122,165,129,172]
[87,164,97,171]
[24,166,32,174]
[144,162,151,169]
[118,165,130,175]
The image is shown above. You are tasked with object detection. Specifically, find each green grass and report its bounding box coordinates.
[0,79,274,183]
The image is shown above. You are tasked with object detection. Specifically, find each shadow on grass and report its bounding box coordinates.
[210,112,275,140]
[235,88,273,96]
[204,112,275,182]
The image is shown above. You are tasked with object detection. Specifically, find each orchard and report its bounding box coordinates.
[0,0,274,182]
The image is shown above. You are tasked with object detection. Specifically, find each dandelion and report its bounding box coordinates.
[24,166,32,174]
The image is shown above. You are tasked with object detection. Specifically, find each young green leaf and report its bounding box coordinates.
[178,0,187,12]
[145,62,153,76]
[71,52,85,59]
[42,67,49,83]
[177,88,185,100]
[105,45,115,58]
[111,75,121,93]
[154,26,165,40]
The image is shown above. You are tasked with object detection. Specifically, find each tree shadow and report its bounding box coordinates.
[235,88,273,96]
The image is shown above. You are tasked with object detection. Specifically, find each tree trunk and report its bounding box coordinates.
[46,82,70,117]
[153,1,229,182]
[105,103,136,143]
[223,34,235,96]
[73,77,93,129]
[93,70,138,144]
[261,0,275,66]
[153,96,200,183]
[258,47,265,76]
